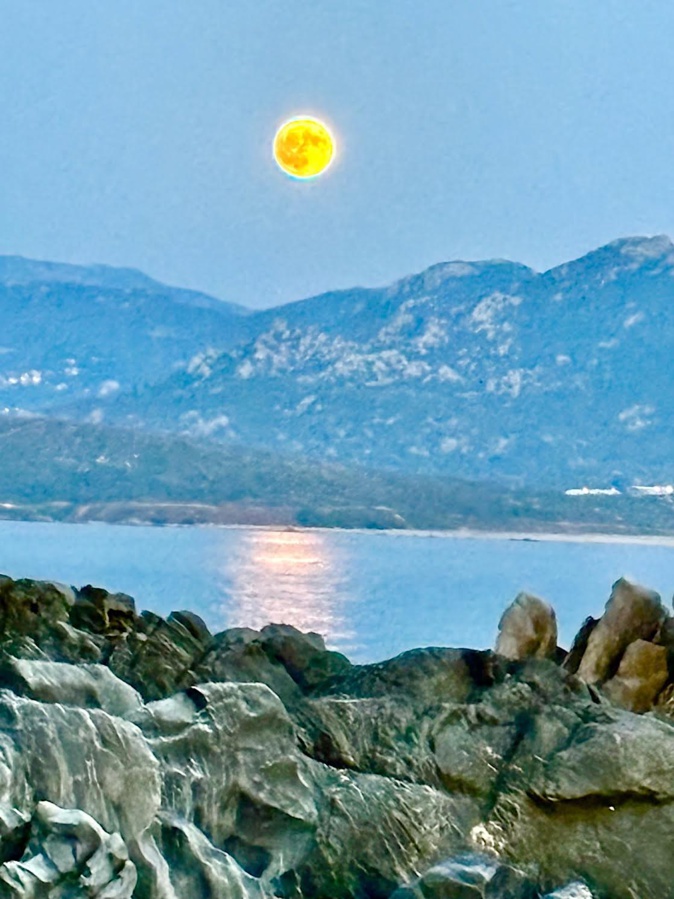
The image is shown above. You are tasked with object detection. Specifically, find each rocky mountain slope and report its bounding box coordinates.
[0,573,671,897]
[0,256,249,413]
[83,235,674,490]
[4,237,674,507]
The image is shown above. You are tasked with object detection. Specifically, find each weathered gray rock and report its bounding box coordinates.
[155,812,272,898]
[602,639,670,713]
[299,647,500,785]
[577,578,667,684]
[192,623,352,716]
[253,624,351,691]
[0,578,79,661]
[131,679,479,898]
[0,689,161,890]
[482,705,674,899]
[193,628,307,709]
[527,711,674,802]
[321,647,494,703]
[106,610,214,701]
[496,593,558,661]
[0,573,672,898]
[304,694,437,781]
[0,801,136,898]
[303,769,479,899]
[396,853,501,898]
[433,712,518,798]
[71,584,137,636]
[0,658,142,716]
[542,885,595,899]
[392,854,541,899]
[129,681,317,882]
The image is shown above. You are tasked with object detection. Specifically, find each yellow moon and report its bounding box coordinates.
[273,116,335,179]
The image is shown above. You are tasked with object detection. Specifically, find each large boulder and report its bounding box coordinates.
[70,584,137,636]
[106,610,214,701]
[0,658,142,717]
[304,693,441,784]
[319,647,494,704]
[194,628,306,709]
[576,578,667,684]
[602,639,670,713]
[192,623,352,713]
[298,647,498,782]
[0,577,74,637]
[0,578,84,662]
[523,712,674,803]
[495,594,558,661]
[0,577,217,703]
[252,623,351,691]
[129,682,318,883]
[0,691,161,864]
[481,706,674,899]
[433,708,519,798]
[301,768,478,899]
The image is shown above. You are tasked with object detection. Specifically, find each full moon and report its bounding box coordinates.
[273,116,335,179]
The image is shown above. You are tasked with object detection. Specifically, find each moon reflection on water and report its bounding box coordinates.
[220,529,356,650]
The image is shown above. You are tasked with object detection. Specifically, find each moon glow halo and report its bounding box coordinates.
[273,116,335,179]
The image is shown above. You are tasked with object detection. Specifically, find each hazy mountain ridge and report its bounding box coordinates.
[82,236,674,489]
[3,237,674,495]
[0,255,249,312]
[0,257,251,413]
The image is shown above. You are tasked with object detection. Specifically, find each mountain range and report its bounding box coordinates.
[0,256,248,413]
[1,236,674,525]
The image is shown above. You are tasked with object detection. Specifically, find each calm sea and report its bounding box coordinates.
[1,520,673,663]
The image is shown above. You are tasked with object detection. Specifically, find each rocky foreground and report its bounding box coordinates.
[0,576,672,898]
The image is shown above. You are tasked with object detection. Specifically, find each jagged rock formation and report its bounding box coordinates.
[495,593,558,662]
[0,801,137,897]
[0,574,672,897]
[574,579,667,684]
[561,578,674,716]
[497,579,674,717]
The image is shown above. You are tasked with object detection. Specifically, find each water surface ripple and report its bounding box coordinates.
[2,521,674,662]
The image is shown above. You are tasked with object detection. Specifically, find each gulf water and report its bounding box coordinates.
[2,520,674,663]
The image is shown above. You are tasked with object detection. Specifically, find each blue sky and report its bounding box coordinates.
[1,0,673,308]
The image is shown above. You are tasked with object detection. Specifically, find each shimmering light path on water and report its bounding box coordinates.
[2,521,674,663]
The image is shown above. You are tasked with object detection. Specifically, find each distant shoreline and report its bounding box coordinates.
[2,507,674,547]
[425,527,674,547]
[302,526,674,547]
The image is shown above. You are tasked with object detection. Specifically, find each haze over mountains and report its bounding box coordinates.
[0,256,248,413]
[2,236,674,526]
